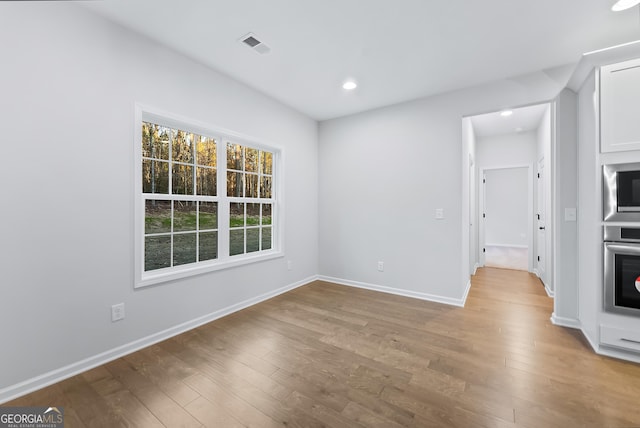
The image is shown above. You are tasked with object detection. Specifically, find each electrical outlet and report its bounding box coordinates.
[111,303,125,322]
[377,261,384,272]
[287,260,293,271]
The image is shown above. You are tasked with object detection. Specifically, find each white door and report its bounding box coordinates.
[536,159,546,280]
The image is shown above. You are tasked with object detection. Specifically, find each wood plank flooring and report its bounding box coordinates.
[6,267,640,427]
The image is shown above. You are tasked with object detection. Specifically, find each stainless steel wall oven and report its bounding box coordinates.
[604,226,640,316]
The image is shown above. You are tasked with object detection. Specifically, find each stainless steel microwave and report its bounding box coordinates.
[603,162,640,222]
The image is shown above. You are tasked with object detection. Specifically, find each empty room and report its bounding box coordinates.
[3,1,640,427]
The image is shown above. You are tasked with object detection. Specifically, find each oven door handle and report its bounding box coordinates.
[605,242,640,255]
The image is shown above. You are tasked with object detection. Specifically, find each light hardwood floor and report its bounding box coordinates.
[6,268,640,427]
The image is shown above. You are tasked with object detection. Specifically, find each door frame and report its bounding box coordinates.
[535,157,546,282]
[478,164,535,272]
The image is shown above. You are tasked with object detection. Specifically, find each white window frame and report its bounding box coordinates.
[134,104,284,288]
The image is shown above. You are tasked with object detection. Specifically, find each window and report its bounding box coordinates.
[135,108,281,287]
[227,143,273,256]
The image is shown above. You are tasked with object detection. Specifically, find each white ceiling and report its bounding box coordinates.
[471,104,549,138]
[83,0,640,121]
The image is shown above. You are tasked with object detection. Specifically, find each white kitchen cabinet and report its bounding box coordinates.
[600,57,640,153]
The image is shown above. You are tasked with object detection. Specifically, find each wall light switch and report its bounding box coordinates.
[565,208,577,222]
[435,209,444,220]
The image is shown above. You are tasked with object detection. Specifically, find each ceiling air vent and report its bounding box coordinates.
[240,33,271,55]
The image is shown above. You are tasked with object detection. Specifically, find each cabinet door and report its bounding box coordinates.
[601,58,640,153]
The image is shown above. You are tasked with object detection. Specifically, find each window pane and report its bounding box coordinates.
[142,123,169,160]
[260,151,273,174]
[142,160,169,194]
[245,174,259,198]
[174,200,197,232]
[199,202,218,230]
[227,171,243,197]
[245,147,258,172]
[260,176,272,198]
[172,130,194,164]
[199,231,218,261]
[196,136,217,167]
[145,200,172,234]
[261,204,272,225]
[247,228,259,253]
[172,164,194,195]
[196,166,216,196]
[247,203,260,226]
[173,233,196,266]
[230,202,244,227]
[227,142,243,170]
[262,227,272,250]
[145,235,171,271]
[230,229,244,256]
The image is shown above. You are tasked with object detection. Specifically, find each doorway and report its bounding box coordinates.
[463,102,553,286]
[480,166,532,271]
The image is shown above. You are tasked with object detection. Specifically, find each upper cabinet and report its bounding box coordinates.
[600,57,640,153]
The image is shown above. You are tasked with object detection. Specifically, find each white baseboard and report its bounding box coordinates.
[532,270,554,298]
[550,313,581,329]
[551,317,640,365]
[461,279,472,307]
[597,345,640,365]
[485,243,528,249]
[318,275,468,307]
[544,283,554,298]
[581,329,599,353]
[472,263,480,276]
[0,275,318,405]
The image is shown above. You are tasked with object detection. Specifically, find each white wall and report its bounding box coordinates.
[319,67,571,304]
[577,71,599,342]
[484,168,529,247]
[477,131,537,169]
[553,89,579,323]
[0,3,318,399]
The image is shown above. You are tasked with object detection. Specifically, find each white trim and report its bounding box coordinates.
[550,313,581,329]
[544,282,555,298]
[581,329,600,353]
[461,279,472,307]
[472,263,480,276]
[597,345,640,364]
[484,243,528,249]
[532,268,553,297]
[138,251,284,288]
[0,275,318,405]
[319,276,468,307]
[134,103,285,288]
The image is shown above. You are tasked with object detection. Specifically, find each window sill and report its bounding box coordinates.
[135,250,284,289]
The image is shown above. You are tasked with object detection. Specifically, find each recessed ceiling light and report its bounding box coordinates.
[612,0,640,11]
[343,81,357,90]
[500,110,513,117]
